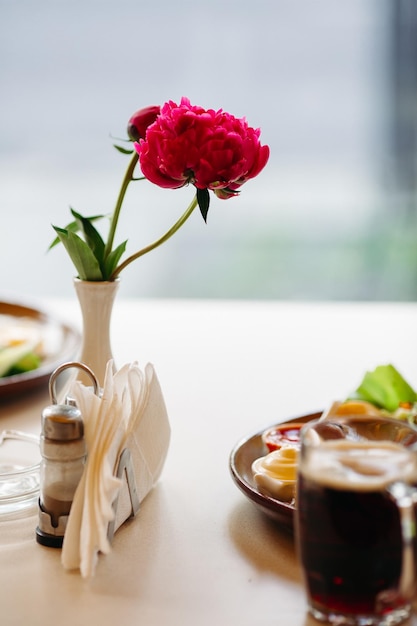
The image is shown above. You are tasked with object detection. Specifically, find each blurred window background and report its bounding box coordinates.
[1,0,417,300]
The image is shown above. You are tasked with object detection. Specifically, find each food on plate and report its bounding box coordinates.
[251,363,417,504]
[252,445,298,502]
[320,399,385,423]
[348,363,417,424]
[262,422,303,452]
[320,364,417,425]
[0,315,44,378]
[322,399,383,418]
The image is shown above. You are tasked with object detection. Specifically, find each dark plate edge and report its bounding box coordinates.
[229,411,323,529]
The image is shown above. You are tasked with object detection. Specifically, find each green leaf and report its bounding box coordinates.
[104,240,127,278]
[71,209,105,265]
[49,220,79,250]
[53,226,103,280]
[196,188,210,222]
[354,364,417,412]
[49,211,105,250]
[113,144,134,155]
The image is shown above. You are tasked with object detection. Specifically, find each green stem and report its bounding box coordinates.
[104,152,139,259]
[110,193,198,280]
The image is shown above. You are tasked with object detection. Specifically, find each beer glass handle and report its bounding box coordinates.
[387,481,416,600]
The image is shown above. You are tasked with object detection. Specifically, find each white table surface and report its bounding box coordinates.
[1,298,417,626]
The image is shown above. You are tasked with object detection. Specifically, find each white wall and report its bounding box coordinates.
[0,0,392,300]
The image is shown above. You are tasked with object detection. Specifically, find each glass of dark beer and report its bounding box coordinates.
[295,415,417,625]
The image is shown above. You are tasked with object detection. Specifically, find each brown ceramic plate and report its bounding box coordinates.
[0,301,80,398]
[229,412,322,531]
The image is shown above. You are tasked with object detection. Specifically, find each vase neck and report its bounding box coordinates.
[73,279,120,387]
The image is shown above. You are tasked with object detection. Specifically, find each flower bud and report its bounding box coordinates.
[127,105,161,141]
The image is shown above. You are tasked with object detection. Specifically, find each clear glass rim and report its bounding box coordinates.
[0,429,40,477]
[300,414,417,449]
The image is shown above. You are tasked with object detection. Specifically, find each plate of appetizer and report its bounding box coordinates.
[229,412,318,530]
[0,300,80,398]
[229,364,417,531]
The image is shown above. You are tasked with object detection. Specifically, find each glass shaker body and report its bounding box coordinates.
[36,404,86,547]
[39,438,86,528]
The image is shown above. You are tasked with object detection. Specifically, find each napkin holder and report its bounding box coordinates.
[45,360,171,577]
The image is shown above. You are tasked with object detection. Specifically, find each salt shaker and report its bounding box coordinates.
[36,362,98,548]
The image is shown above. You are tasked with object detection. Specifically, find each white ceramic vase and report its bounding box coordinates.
[73,278,120,387]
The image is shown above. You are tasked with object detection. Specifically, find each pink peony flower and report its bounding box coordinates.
[52,97,269,281]
[134,97,269,199]
[127,105,161,141]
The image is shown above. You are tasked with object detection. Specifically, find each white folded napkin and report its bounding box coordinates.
[61,360,170,577]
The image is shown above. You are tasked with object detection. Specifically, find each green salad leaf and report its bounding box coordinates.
[0,342,40,377]
[6,352,41,376]
[353,364,417,412]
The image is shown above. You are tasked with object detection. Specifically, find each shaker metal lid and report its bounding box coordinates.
[41,404,84,441]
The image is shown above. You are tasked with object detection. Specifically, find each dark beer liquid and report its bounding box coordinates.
[297,441,417,616]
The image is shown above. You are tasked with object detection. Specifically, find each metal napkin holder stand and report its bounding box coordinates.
[47,361,141,545]
[107,447,140,542]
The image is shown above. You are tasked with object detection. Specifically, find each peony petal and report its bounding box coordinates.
[134,97,269,194]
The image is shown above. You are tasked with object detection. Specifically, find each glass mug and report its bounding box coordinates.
[295,415,417,626]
